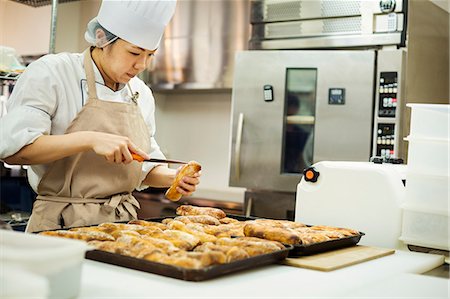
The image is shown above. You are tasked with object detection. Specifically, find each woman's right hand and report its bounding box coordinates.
[88,132,149,164]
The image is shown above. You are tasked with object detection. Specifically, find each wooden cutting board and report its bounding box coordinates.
[282,245,395,271]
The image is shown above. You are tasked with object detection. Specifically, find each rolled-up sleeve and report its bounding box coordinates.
[135,84,167,191]
[0,59,58,159]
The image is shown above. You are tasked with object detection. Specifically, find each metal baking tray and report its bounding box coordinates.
[287,231,365,257]
[86,244,291,281]
[81,215,291,281]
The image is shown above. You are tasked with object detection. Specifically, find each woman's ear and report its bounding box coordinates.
[95,28,107,45]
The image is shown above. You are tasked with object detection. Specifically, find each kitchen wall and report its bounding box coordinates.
[153,90,245,202]
[429,0,450,100]
[0,0,51,56]
[54,0,100,53]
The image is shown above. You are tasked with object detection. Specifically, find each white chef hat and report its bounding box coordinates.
[85,0,177,50]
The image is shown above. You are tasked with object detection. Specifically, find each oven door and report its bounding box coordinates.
[229,50,375,192]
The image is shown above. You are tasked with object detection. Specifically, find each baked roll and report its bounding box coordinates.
[176,205,226,219]
[165,161,202,201]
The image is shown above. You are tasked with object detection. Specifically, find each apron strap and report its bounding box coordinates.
[102,193,140,219]
[36,195,107,204]
[127,83,139,104]
[84,48,139,104]
[83,49,98,100]
[36,193,140,219]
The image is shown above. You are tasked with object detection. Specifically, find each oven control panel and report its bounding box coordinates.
[376,123,395,158]
[378,72,398,117]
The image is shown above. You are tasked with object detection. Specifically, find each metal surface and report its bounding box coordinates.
[145,0,250,90]
[252,32,403,50]
[229,50,375,192]
[49,0,58,54]
[234,113,244,180]
[244,190,296,220]
[251,0,404,22]
[249,0,407,49]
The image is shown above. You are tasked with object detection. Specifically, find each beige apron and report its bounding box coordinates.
[26,49,151,232]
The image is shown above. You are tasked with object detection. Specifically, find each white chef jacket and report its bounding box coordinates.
[0,50,165,193]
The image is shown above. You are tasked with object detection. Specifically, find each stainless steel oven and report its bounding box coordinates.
[229,49,378,192]
[228,0,448,219]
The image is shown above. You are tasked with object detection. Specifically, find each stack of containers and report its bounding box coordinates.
[400,104,450,251]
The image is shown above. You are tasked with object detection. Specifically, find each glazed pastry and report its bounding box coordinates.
[88,240,134,256]
[298,233,330,245]
[40,229,115,242]
[97,223,144,234]
[194,243,249,263]
[110,229,141,240]
[128,220,167,230]
[140,236,181,254]
[174,215,221,226]
[252,219,307,229]
[160,229,200,250]
[167,220,217,244]
[172,251,227,267]
[243,223,301,245]
[202,223,245,238]
[165,161,201,201]
[309,225,359,236]
[136,226,164,236]
[219,217,239,224]
[176,205,226,219]
[155,255,203,269]
[215,237,283,256]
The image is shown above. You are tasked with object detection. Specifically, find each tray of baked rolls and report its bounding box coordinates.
[38,205,363,279]
[162,209,364,257]
[239,218,365,257]
[38,205,292,281]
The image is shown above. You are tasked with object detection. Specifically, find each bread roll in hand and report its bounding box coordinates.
[165,161,201,201]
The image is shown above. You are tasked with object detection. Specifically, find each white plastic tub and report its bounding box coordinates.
[405,172,449,210]
[0,230,89,299]
[408,103,449,139]
[405,136,449,176]
[400,203,449,251]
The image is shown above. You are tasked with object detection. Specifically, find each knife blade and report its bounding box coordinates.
[131,153,187,164]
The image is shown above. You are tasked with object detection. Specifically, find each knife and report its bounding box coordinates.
[131,153,187,164]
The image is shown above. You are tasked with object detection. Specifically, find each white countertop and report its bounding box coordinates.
[78,250,447,298]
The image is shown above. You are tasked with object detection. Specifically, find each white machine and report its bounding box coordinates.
[295,161,407,249]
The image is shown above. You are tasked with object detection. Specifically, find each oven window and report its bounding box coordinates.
[282,68,317,174]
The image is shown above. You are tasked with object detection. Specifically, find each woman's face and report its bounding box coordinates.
[100,39,156,84]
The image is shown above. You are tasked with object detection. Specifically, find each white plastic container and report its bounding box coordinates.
[405,172,449,210]
[296,161,407,249]
[0,230,89,299]
[400,203,449,251]
[405,136,449,176]
[408,103,450,139]
[0,265,49,299]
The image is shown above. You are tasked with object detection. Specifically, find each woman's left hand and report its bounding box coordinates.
[175,167,201,197]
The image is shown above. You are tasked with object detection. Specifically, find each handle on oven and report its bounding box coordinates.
[235,113,244,180]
